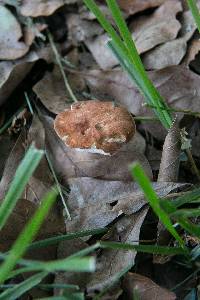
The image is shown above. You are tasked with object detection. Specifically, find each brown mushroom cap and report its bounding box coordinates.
[54,100,136,154]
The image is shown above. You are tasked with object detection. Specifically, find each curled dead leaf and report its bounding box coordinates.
[158,118,181,182]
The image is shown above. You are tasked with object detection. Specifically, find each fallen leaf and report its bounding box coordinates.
[66,177,187,233]
[158,118,181,182]
[0,198,65,251]
[143,10,197,70]
[122,272,176,300]
[130,0,182,54]
[87,208,149,294]
[43,115,152,182]
[20,0,78,17]
[85,34,119,70]
[183,38,200,66]
[117,0,165,15]
[54,239,92,295]
[0,51,39,106]
[85,65,200,140]
[86,0,182,70]
[66,13,103,44]
[0,130,26,200]
[25,115,54,203]
[0,133,16,179]
[33,65,84,114]
[0,5,29,60]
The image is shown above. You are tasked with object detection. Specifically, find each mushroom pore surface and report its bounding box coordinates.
[54,100,135,154]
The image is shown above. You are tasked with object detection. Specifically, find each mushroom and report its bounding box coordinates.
[54,100,136,155]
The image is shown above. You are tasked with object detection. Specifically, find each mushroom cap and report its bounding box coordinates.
[54,100,136,154]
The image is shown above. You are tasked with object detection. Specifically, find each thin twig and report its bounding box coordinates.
[47,31,78,103]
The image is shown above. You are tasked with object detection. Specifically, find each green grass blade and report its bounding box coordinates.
[83,0,128,57]
[0,145,43,230]
[187,0,200,33]
[84,0,172,129]
[0,272,47,300]
[175,217,200,239]
[28,228,107,250]
[0,189,58,283]
[9,256,95,277]
[172,188,200,208]
[100,241,187,255]
[131,163,185,248]
[170,208,200,218]
[107,40,171,128]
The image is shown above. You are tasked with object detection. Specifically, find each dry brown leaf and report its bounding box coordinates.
[33,65,85,114]
[86,0,182,70]
[158,118,181,182]
[183,38,200,67]
[117,0,165,15]
[66,13,103,44]
[65,177,186,234]
[54,239,92,295]
[25,115,54,203]
[43,115,152,181]
[85,34,118,70]
[0,5,30,60]
[87,208,149,294]
[20,0,78,17]
[0,198,65,251]
[122,272,176,300]
[85,65,200,140]
[0,52,39,106]
[0,130,26,200]
[143,10,197,70]
[130,0,182,54]
[67,177,186,215]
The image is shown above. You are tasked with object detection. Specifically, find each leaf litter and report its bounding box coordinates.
[0,0,200,298]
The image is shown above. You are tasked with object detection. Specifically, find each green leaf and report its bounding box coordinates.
[0,189,58,283]
[0,145,43,230]
[0,272,47,300]
[131,163,186,248]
